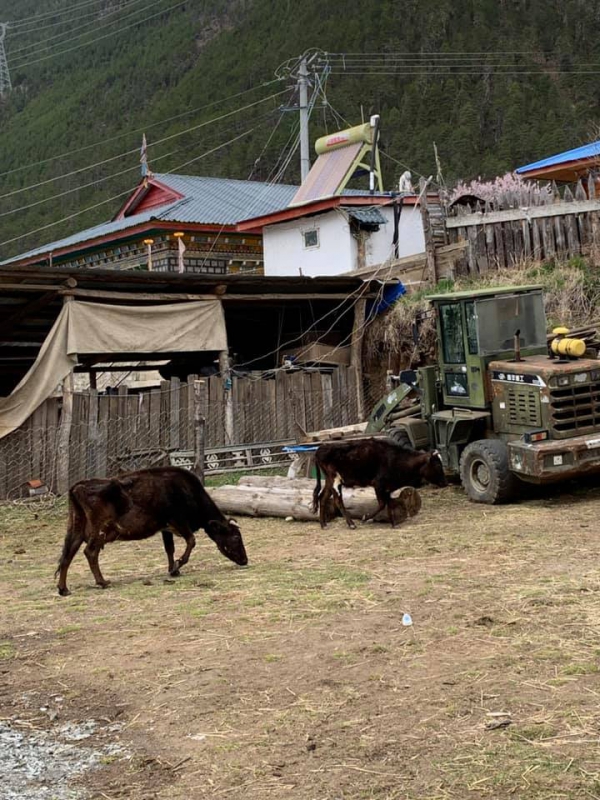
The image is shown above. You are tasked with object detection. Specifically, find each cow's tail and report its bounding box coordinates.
[55,489,84,578]
[311,459,322,514]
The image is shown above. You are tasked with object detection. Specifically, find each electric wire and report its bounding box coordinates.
[0,77,284,180]
[8,0,158,54]
[0,88,289,200]
[10,0,188,70]
[9,0,110,27]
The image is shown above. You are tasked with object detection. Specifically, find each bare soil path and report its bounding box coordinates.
[2,482,600,798]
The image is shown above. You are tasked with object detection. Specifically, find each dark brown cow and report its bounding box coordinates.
[56,466,247,596]
[312,437,447,529]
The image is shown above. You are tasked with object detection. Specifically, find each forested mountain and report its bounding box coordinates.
[0,0,598,259]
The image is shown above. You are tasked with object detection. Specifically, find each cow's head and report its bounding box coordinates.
[206,518,248,566]
[421,450,447,487]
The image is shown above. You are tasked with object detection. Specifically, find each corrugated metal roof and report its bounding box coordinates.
[345,207,387,225]
[516,141,600,174]
[1,174,298,266]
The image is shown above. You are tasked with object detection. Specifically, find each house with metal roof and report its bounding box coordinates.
[238,192,427,277]
[1,173,299,274]
[516,140,600,185]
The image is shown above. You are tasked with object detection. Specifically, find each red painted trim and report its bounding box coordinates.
[236,193,421,231]
[114,177,185,220]
[7,221,240,268]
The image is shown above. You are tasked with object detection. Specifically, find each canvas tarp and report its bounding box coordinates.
[0,300,226,438]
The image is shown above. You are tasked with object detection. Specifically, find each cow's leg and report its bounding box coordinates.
[318,477,334,529]
[56,534,84,597]
[84,538,110,589]
[361,491,388,524]
[56,497,88,596]
[332,484,356,530]
[172,525,196,571]
[162,530,180,576]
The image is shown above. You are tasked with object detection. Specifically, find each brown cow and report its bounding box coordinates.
[56,466,247,596]
[312,437,447,529]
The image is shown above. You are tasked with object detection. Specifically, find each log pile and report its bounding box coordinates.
[208,474,422,524]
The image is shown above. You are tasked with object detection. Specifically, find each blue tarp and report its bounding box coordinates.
[367,282,406,317]
[516,140,600,174]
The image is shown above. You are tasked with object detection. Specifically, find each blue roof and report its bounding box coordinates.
[516,140,600,174]
[1,174,299,266]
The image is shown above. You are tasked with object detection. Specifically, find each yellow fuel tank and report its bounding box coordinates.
[551,337,586,358]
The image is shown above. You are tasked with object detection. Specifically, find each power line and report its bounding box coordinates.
[0,88,289,200]
[0,77,284,179]
[7,0,148,53]
[9,0,109,27]
[0,124,270,251]
[10,0,187,70]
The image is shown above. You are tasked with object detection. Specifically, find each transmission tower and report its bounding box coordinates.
[0,24,12,96]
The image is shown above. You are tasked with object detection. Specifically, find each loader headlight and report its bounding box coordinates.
[523,430,549,443]
[574,372,589,384]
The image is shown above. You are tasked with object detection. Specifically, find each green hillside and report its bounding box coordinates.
[0,0,598,259]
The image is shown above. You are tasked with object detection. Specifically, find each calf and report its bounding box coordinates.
[56,466,247,596]
[312,437,446,529]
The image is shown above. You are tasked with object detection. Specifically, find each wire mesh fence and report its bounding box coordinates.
[0,367,362,500]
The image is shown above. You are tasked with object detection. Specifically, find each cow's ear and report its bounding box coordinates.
[431,450,441,460]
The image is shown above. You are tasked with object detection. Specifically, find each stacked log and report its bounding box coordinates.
[208,475,421,524]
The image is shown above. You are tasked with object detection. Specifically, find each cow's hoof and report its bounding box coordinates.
[169,568,181,577]
[349,523,357,530]
[58,587,71,597]
[97,581,111,589]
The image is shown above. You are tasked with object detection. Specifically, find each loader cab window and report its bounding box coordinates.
[440,303,465,364]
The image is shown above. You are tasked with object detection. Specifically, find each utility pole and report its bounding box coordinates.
[298,56,310,182]
[0,23,11,96]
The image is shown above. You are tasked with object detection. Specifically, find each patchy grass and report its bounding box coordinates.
[1,482,600,799]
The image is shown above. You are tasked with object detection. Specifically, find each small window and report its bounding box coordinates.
[303,229,319,248]
[445,372,470,397]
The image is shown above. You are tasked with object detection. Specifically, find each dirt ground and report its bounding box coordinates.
[2,481,600,799]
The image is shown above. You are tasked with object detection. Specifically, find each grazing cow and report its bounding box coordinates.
[56,466,248,596]
[312,437,447,529]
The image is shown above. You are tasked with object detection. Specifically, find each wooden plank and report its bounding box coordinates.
[87,389,99,477]
[522,219,532,260]
[565,212,580,256]
[60,288,217,301]
[446,197,600,228]
[159,380,170,450]
[554,214,567,255]
[494,224,506,270]
[484,224,496,270]
[148,388,161,455]
[532,218,542,260]
[170,377,181,451]
[350,297,367,419]
[322,373,334,429]
[56,373,74,495]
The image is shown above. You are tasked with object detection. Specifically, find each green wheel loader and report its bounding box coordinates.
[366,285,600,503]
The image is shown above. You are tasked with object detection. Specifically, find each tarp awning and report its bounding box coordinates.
[0,300,226,438]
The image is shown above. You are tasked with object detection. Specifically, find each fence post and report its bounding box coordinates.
[419,177,438,283]
[56,371,74,495]
[219,350,234,445]
[193,380,206,483]
[350,298,367,420]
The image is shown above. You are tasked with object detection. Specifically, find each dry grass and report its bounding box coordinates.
[2,481,600,798]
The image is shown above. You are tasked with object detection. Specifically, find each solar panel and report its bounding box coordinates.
[290,142,364,206]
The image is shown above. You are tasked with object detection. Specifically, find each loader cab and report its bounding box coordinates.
[428,286,548,410]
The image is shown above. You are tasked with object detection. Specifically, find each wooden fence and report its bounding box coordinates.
[446,177,600,275]
[0,367,360,500]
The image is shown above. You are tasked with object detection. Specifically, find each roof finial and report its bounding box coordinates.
[140,133,151,184]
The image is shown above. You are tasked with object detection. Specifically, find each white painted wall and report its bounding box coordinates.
[263,205,425,277]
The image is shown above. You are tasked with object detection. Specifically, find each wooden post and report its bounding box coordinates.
[193,380,206,482]
[219,350,234,445]
[350,297,367,420]
[56,370,74,494]
[419,178,437,284]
